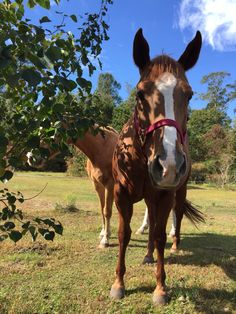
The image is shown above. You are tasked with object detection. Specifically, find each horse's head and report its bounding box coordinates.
[26,141,67,169]
[133,29,202,189]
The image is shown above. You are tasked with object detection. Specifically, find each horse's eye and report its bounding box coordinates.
[188,91,193,102]
[136,90,145,101]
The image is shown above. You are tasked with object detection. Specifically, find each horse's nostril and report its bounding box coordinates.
[179,156,186,175]
[154,156,164,174]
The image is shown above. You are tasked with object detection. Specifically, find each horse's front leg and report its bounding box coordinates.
[110,185,133,299]
[153,191,174,306]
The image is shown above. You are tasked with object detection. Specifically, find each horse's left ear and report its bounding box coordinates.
[178,31,202,71]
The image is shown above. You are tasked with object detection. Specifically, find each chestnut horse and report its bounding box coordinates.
[110,29,203,305]
[27,126,118,248]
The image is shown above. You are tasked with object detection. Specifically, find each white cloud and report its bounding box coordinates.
[178,0,236,51]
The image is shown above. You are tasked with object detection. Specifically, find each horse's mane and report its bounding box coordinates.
[94,124,118,135]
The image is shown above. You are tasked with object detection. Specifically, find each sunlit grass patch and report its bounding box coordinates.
[0,172,235,313]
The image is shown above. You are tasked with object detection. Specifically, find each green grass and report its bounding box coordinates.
[0,172,235,314]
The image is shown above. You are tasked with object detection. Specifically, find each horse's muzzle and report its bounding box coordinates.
[148,153,187,188]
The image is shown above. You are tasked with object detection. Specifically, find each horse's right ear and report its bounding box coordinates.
[178,31,202,71]
[133,28,150,72]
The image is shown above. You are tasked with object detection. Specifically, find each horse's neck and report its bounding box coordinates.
[69,132,101,163]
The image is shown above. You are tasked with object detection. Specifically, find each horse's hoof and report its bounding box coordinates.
[142,255,154,264]
[170,247,178,254]
[135,228,144,235]
[152,293,168,306]
[98,242,109,249]
[110,286,125,299]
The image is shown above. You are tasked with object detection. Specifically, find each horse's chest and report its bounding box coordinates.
[114,142,147,200]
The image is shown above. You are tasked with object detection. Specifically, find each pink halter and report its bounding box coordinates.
[134,109,186,146]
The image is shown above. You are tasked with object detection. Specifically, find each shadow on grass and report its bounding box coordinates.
[187,185,206,190]
[126,284,155,296]
[123,232,235,312]
[172,286,236,314]
[167,232,236,281]
[125,284,235,314]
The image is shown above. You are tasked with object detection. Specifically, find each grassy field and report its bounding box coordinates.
[0,172,235,314]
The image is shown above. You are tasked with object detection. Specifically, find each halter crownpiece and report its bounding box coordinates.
[134,109,187,146]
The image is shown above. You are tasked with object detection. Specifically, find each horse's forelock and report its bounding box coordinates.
[141,55,187,81]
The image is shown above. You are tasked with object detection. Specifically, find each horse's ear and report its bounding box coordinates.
[178,31,202,71]
[133,28,150,72]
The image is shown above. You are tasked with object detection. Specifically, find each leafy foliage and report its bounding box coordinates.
[0,0,113,242]
[0,0,113,181]
[112,87,136,131]
[66,147,87,177]
[0,188,63,242]
[189,72,236,185]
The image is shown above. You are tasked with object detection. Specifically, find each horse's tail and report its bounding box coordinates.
[183,199,205,226]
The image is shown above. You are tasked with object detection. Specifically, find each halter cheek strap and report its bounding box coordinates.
[134,110,187,146]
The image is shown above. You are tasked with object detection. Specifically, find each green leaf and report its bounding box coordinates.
[9,230,22,243]
[0,135,9,147]
[0,59,11,70]
[22,221,30,229]
[7,73,21,87]
[58,77,77,91]
[38,228,48,236]
[29,226,38,241]
[53,223,63,235]
[39,16,51,23]
[21,68,42,87]
[0,171,13,182]
[27,0,36,8]
[45,46,62,62]
[7,195,17,204]
[44,231,55,241]
[36,0,50,9]
[28,53,46,69]
[40,218,55,226]
[76,77,91,92]
[26,135,40,149]
[53,102,64,113]
[0,235,8,242]
[70,14,77,22]
[4,221,15,230]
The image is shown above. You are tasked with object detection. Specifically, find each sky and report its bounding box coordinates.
[25,0,236,119]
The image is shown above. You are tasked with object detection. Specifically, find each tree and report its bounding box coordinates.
[188,107,231,161]
[92,72,121,125]
[188,71,236,185]
[112,87,136,132]
[199,71,236,112]
[0,0,113,242]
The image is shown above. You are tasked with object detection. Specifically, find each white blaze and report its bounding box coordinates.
[155,72,177,167]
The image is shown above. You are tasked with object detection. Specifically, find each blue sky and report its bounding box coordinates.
[26,0,236,119]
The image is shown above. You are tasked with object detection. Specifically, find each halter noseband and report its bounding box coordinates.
[134,109,186,146]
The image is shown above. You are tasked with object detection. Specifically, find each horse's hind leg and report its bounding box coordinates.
[170,183,187,253]
[93,180,106,239]
[98,182,113,248]
[142,203,155,264]
[135,207,149,234]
